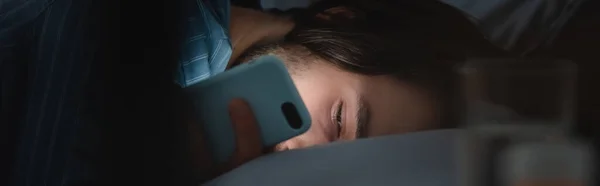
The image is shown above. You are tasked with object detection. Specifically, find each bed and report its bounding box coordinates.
[206,130,461,186]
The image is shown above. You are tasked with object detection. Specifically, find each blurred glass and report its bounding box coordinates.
[498,142,592,186]
[456,59,579,186]
[457,59,577,137]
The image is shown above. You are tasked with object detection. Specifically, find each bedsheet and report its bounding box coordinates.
[206,129,461,186]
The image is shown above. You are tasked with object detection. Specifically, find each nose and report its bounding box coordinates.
[272,140,295,152]
[271,124,334,152]
[272,137,330,152]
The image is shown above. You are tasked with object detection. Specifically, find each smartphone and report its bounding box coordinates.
[185,55,312,163]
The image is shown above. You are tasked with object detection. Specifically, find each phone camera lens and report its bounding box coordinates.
[281,102,303,129]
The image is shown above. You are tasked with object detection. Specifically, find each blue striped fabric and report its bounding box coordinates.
[1,0,96,185]
[175,0,232,87]
[1,0,232,185]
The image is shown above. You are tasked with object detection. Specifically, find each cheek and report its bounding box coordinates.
[276,78,337,149]
[289,74,344,146]
[292,76,334,117]
[284,62,362,147]
[286,60,360,123]
[279,123,332,149]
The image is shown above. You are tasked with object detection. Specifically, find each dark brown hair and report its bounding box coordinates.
[241,0,507,128]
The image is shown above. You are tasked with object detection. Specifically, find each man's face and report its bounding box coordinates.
[273,59,439,151]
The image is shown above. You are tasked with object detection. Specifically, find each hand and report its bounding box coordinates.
[229,6,294,42]
[228,6,295,65]
[187,98,264,180]
[219,99,263,171]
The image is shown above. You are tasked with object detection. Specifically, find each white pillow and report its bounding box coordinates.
[205,129,461,186]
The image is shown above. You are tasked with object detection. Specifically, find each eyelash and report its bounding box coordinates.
[334,102,344,137]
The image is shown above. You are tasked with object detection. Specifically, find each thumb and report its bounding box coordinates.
[225,98,263,169]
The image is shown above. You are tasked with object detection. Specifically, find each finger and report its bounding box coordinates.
[227,98,263,168]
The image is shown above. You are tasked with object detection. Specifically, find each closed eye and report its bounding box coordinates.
[334,102,344,137]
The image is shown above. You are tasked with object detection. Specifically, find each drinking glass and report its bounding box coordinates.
[456,59,579,186]
[458,59,577,137]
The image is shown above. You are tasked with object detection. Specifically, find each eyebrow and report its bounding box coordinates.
[355,96,370,138]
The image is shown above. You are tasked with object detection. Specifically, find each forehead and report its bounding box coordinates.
[359,75,438,137]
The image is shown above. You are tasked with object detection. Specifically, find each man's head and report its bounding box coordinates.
[235,0,490,151]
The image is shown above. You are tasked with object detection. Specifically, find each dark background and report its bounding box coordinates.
[68,0,600,185]
[3,0,597,186]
